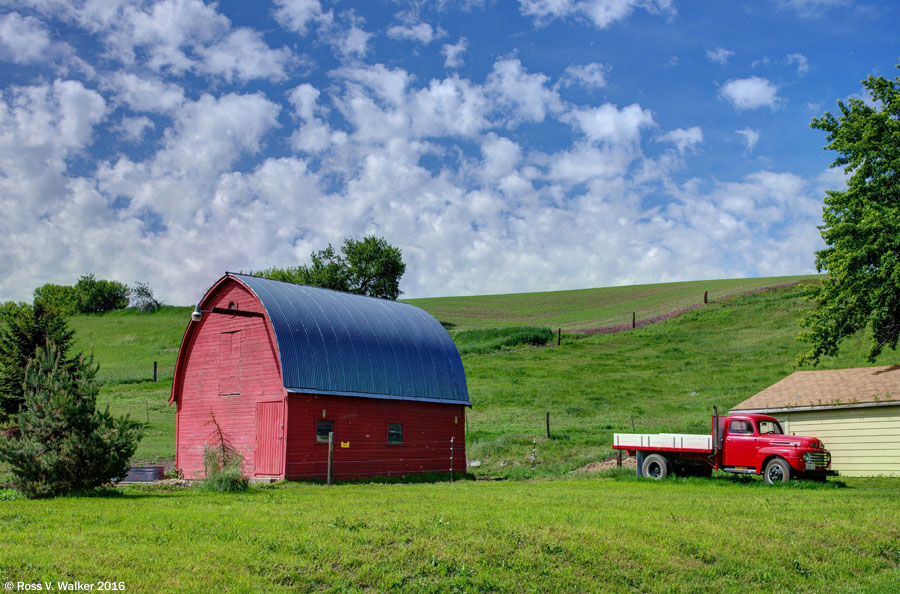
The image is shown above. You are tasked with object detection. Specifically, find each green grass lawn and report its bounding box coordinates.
[2,476,898,593]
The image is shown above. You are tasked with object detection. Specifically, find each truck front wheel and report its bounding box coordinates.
[763,458,792,485]
[641,454,670,480]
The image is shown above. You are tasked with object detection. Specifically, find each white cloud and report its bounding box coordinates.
[117,116,155,141]
[565,103,654,145]
[785,53,809,76]
[560,62,609,90]
[387,22,442,44]
[196,28,291,82]
[441,38,468,68]
[706,47,733,65]
[0,12,53,64]
[336,25,372,57]
[720,76,779,110]
[736,127,760,152]
[273,0,329,34]
[288,83,321,120]
[105,73,185,113]
[486,58,563,124]
[519,0,675,28]
[657,126,703,154]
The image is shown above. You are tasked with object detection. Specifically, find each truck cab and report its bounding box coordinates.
[716,413,833,482]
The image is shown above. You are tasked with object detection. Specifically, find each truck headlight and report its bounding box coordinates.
[803,453,811,463]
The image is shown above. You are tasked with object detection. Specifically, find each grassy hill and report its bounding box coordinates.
[57,275,892,471]
[406,274,819,330]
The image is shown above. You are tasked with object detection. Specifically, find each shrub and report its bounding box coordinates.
[199,414,248,492]
[452,326,554,355]
[0,342,143,498]
[33,283,79,316]
[74,274,129,313]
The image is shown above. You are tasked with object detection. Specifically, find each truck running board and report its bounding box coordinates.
[722,468,756,475]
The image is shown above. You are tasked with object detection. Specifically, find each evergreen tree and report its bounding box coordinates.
[0,342,143,498]
[0,303,74,421]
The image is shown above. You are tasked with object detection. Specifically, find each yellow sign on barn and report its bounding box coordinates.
[341,441,350,448]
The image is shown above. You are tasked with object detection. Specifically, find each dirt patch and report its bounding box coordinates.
[576,455,636,473]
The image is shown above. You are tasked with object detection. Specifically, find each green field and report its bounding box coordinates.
[407,275,819,330]
[62,277,888,470]
[3,275,900,593]
[2,476,899,593]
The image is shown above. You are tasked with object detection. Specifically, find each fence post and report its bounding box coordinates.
[145,400,150,424]
[545,411,550,439]
[635,450,644,478]
[617,449,622,467]
[704,290,708,304]
[632,312,636,329]
[327,431,334,485]
[557,327,561,346]
[532,437,537,480]
[153,361,157,382]
[450,436,454,483]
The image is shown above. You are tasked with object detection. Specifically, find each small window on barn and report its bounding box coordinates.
[729,420,753,435]
[228,301,237,310]
[316,420,334,443]
[387,423,403,445]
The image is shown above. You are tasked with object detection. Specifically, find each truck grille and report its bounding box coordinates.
[806,452,828,469]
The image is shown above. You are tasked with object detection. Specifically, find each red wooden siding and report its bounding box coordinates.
[285,393,466,480]
[218,331,241,396]
[173,281,286,479]
[256,401,285,475]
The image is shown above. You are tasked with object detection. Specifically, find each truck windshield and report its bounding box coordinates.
[757,420,783,435]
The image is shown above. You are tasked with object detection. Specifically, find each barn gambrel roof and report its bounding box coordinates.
[229,273,470,406]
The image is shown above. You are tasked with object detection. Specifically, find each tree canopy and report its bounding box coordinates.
[798,62,900,365]
[0,303,74,421]
[255,236,407,300]
[0,342,142,498]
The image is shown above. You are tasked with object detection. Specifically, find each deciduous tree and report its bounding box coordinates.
[799,63,900,364]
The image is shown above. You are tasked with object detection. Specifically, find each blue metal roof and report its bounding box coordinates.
[231,274,470,406]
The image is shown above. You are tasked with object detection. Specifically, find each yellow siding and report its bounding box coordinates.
[776,405,900,477]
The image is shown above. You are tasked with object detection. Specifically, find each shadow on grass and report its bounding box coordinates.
[289,471,477,487]
[595,467,848,489]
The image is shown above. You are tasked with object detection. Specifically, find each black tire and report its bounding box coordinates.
[763,458,792,485]
[641,454,670,480]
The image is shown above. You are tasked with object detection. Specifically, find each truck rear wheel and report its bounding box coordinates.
[763,458,792,485]
[641,454,670,479]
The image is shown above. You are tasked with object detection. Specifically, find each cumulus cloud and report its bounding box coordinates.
[519,0,675,28]
[560,63,609,90]
[0,12,53,64]
[706,47,733,65]
[0,4,825,306]
[736,127,760,152]
[720,76,779,110]
[441,38,468,68]
[657,126,703,154]
[387,22,443,44]
[273,0,329,34]
[486,58,563,124]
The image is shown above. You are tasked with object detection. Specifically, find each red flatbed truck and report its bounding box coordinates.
[612,408,836,484]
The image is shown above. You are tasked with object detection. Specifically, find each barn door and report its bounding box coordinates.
[256,401,284,475]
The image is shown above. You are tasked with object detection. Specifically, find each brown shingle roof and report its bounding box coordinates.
[731,365,900,412]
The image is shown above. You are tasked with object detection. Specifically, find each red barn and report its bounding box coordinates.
[169,273,470,481]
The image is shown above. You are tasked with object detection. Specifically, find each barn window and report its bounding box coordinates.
[316,420,334,443]
[387,423,403,445]
[218,330,241,396]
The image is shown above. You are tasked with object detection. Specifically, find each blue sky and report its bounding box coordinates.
[0,0,897,304]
